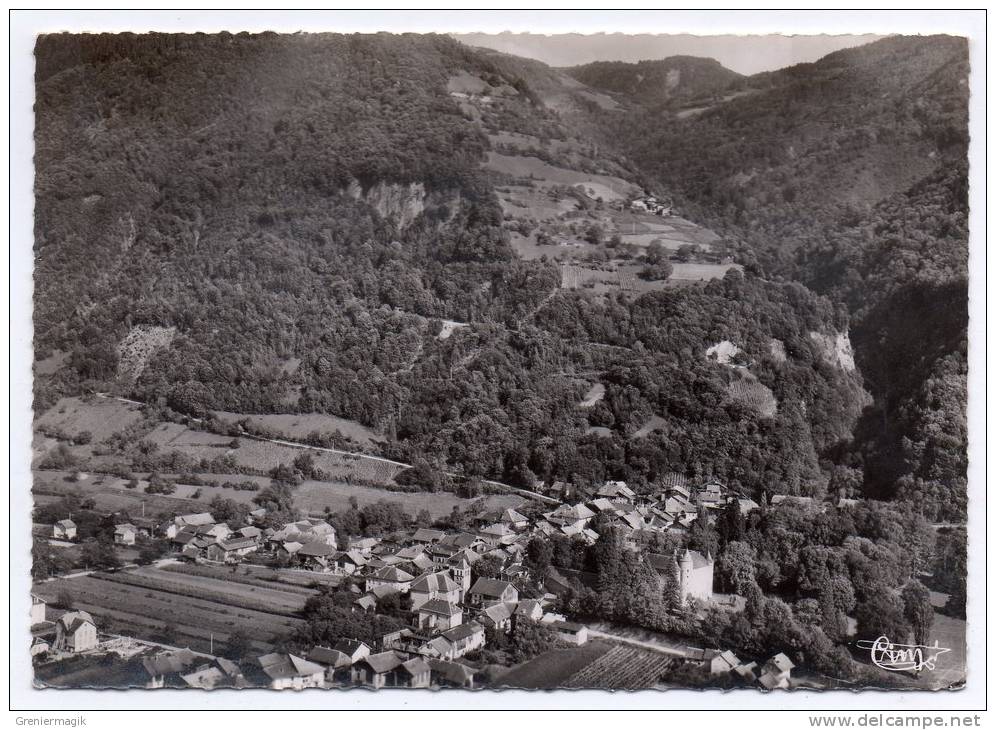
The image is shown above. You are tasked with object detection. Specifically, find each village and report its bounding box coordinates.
[31,474,816,691]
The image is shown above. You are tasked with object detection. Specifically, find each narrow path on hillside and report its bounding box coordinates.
[582,623,703,659]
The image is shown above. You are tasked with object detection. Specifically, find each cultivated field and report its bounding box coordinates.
[669,262,742,281]
[728,376,778,418]
[161,562,341,591]
[484,152,638,202]
[561,644,677,689]
[213,411,382,448]
[294,479,480,519]
[35,396,145,444]
[33,566,308,654]
[33,470,205,517]
[495,640,614,689]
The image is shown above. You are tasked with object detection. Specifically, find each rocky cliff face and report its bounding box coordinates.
[809,330,857,372]
[344,180,427,229]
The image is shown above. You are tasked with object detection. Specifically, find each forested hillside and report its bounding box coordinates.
[565,57,743,108]
[579,35,970,519]
[34,32,955,515]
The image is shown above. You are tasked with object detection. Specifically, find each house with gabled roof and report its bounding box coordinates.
[695,482,725,508]
[164,513,214,538]
[553,621,588,646]
[500,508,529,530]
[333,639,371,664]
[467,578,518,608]
[52,519,76,541]
[397,657,431,688]
[306,646,352,683]
[334,549,368,575]
[706,649,742,675]
[440,621,485,658]
[252,652,325,690]
[113,523,138,545]
[410,553,435,573]
[545,503,595,531]
[141,648,200,688]
[515,598,544,623]
[411,528,446,544]
[758,652,795,690]
[295,541,338,571]
[440,532,481,551]
[479,523,517,546]
[352,593,378,612]
[364,565,415,594]
[181,658,247,689]
[347,536,380,555]
[206,535,260,563]
[410,571,462,609]
[478,601,516,633]
[53,610,97,653]
[419,635,455,661]
[394,544,426,561]
[416,599,463,632]
[597,480,636,502]
[351,651,405,689]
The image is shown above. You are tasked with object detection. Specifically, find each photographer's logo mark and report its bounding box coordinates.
[855,636,950,673]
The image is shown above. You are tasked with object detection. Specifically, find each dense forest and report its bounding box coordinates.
[33,32,969,521]
[570,35,970,520]
[564,56,743,107]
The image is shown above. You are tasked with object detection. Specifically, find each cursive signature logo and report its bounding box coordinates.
[855,636,951,673]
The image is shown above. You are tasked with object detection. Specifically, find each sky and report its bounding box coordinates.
[450,33,883,76]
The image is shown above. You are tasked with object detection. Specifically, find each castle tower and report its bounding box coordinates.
[678,549,694,605]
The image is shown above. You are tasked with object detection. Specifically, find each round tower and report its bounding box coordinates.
[678,549,694,604]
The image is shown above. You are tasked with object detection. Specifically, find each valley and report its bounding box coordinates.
[28,31,969,693]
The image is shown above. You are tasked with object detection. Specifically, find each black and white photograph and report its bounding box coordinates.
[14,9,982,706]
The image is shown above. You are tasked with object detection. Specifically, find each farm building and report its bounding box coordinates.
[554,621,589,646]
[295,541,338,571]
[52,519,76,541]
[205,536,260,563]
[113,523,138,545]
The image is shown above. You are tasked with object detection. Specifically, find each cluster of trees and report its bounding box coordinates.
[324,498,412,542]
[697,499,936,677]
[289,585,407,650]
